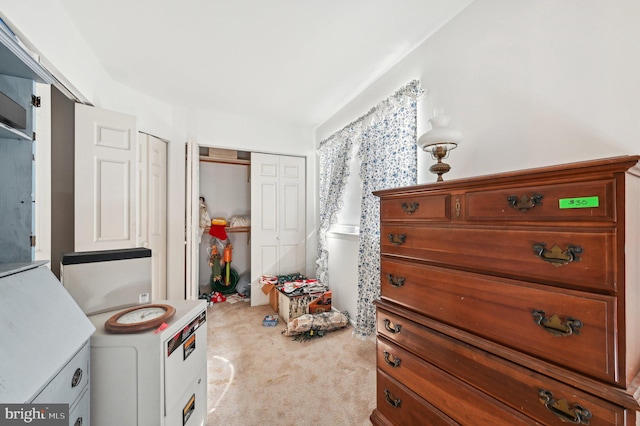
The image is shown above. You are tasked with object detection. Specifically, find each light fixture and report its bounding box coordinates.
[418,110,462,182]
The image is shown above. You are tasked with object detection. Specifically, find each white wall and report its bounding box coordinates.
[317,0,640,313]
[1,1,317,297]
[318,0,640,181]
[327,232,359,321]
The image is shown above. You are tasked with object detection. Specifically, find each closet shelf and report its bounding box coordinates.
[203,226,250,233]
[199,155,250,166]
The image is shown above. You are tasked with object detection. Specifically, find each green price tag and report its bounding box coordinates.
[558,196,599,209]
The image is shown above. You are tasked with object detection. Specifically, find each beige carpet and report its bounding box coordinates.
[205,299,376,425]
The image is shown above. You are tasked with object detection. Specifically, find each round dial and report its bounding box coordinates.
[105,304,176,333]
[116,306,168,324]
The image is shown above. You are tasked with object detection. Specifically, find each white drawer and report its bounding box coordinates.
[165,367,207,426]
[164,311,207,410]
[33,341,90,405]
[69,387,90,426]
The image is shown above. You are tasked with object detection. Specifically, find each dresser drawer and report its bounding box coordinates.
[376,316,628,425]
[32,342,90,405]
[465,179,616,223]
[69,388,89,426]
[374,338,540,425]
[374,370,457,426]
[380,194,450,222]
[379,259,617,384]
[381,225,616,292]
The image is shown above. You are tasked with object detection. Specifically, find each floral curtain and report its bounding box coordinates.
[354,81,422,337]
[316,130,355,286]
[317,80,422,337]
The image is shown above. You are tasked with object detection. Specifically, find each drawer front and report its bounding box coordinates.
[465,179,615,222]
[32,342,90,405]
[69,388,89,426]
[380,194,450,222]
[380,259,618,383]
[376,314,628,425]
[381,225,616,292]
[375,370,457,426]
[164,312,208,410]
[375,338,540,425]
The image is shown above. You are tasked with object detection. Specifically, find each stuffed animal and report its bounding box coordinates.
[209,245,222,282]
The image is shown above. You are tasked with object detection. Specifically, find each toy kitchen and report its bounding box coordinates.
[60,247,208,426]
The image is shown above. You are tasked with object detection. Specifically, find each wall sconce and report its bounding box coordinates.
[418,110,462,182]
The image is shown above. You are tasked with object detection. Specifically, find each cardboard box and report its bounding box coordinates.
[261,283,279,313]
[269,286,279,313]
[208,147,237,159]
[308,291,332,315]
[277,289,331,323]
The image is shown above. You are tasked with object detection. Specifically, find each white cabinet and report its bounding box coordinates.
[0,22,55,262]
[0,263,95,425]
[88,300,207,426]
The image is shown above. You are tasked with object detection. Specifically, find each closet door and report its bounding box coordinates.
[250,153,306,306]
[278,155,306,274]
[75,104,137,251]
[137,133,167,300]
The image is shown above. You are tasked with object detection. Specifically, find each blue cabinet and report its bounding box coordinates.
[0,21,55,262]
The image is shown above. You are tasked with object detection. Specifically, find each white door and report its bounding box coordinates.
[75,104,137,251]
[138,133,168,300]
[185,139,200,300]
[250,153,305,306]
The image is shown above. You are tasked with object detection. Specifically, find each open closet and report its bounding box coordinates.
[186,144,306,307]
[196,148,252,299]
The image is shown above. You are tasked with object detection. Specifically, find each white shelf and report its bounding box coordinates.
[199,155,250,166]
[0,121,31,140]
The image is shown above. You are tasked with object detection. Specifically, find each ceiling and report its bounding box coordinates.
[58,0,472,128]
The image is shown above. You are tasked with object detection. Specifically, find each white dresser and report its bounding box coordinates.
[60,248,208,426]
[88,300,208,426]
[0,262,95,425]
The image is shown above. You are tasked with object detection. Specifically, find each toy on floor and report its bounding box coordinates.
[211,291,226,303]
[282,311,350,342]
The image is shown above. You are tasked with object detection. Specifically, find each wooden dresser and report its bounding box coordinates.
[370,156,640,426]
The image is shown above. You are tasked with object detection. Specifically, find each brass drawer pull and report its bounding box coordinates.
[386,274,405,288]
[538,390,591,424]
[383,350,401,368]
[507,194,543,212]
[384,389,402,408]
[532,243,582,266]
[71,368,83,387]
[383,319,402,334]
[388,234,406,246]
[401,202,419,214]
[532,310,582,337]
